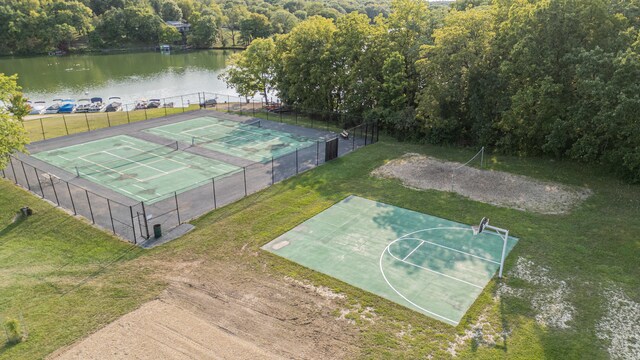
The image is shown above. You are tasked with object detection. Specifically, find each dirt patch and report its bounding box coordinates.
[447,310,508,357]
[372,153,591,214]
[497,257,575,329]
[50,260,359,360]
[596,287,640,360]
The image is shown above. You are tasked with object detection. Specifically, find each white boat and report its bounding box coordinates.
[134,99,148,110]
[147,99,161,108]
[44,99,63,114]
[103,96,122,112]
[28,101,47,115]
[88,97,103,112]
[75,99,92,113]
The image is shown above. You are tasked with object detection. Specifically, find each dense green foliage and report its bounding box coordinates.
[223,0,640,181]
[0,0,391,54]
[0,74,28,169]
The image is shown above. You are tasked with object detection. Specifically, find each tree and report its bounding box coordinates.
[0,74,28,169]
[219,38,276,102]
[160,24,182,44]
[239,13,271,44]
[270,9,298,34]
[160,0,183,21]
[188,12,218,48]
[225,5,249,46]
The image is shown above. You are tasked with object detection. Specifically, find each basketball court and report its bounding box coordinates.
[143,116,318,163]
[262,196,519,326]
[32,135,241,203]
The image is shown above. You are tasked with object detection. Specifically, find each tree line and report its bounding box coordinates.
[0,0,392,54]
[221,0,640,182]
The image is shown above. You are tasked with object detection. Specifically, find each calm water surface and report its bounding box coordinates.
[0,50,241,105]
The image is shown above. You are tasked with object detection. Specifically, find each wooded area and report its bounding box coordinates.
[0,0,393,52]
[221,0,640,182]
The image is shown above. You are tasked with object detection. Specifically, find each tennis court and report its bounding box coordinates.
[143,116,317,163]
[262,196,519,326]
[33,135,240,203]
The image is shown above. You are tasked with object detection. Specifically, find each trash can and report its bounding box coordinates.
[153,224,162,239]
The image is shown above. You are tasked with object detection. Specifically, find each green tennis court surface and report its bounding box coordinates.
[143,116,317,163]
[262,196,519,326]
[33,135,240,203]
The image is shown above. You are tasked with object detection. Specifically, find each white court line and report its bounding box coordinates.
[402,237,500,264]
[403,241,424,261]
[387,248,483,289]
[379,226,501,326]
[76,157,139,181]
[103,151,168,174]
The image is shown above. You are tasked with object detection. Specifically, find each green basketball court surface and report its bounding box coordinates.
[33,135,240,203]
[143,116,317,163]
[262,196,519,326]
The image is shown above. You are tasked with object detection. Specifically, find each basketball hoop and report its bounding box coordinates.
[472,217,489,235]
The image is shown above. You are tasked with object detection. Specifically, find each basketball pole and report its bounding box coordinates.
[484,223,509,278]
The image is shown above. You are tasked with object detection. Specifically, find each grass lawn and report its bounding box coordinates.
[1,139,639,359]
[23,105,200,142]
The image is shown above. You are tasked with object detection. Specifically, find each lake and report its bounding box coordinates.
[0,50,242,106]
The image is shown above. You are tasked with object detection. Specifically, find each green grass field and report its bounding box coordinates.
[1,140,639,359]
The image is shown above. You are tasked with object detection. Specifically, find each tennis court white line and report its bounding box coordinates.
[402,237,500,264]
[103,151,168,175]
[77,157,136,180]
[403,241,424,261]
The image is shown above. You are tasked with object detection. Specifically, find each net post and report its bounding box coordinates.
[192,136,196,146]
[175,192,181,224]
[86,190,95,224]
[75,166,80,177]
[66,182,76,215]
[107,199,116,234]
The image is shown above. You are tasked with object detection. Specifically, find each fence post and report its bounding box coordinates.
[144,108,148,120]
[85,114,91,131]
[126,104,131,123]
[106,111,111,127]
[271,157,275,184]
[212,177,217,209]
[163,99,167,116]
[33,168,44,198]
[39,118,45,140]
[107,199,116,234]
[365,123,369,146]
[174,192,181,224]
[243,167,247,196]
[50,175,60,205]
[316,141,319,166]
[129,205,137,245]
[181,96,185,112]
[141,202,150,239]
[60,116,68,136]
[20,161,31,190]
[86,190,95,224]
[9,157,18,184]
[67,182,77,215]
[295,148,299,174]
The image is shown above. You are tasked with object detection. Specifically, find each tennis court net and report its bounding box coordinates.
[75,141,179,178]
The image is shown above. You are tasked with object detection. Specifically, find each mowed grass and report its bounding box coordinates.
[23,105,200,142]
[1,140,639,359]
[0,183,164,359]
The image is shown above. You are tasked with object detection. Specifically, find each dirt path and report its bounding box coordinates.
[50,260,359,360]
[373,153,591,214]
